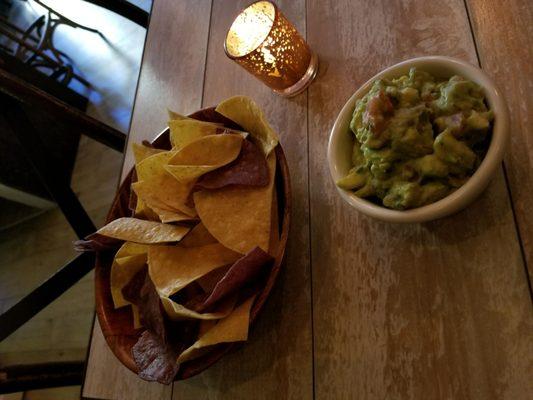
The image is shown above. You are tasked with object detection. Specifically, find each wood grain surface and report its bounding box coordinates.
[83,0,533,399]
[306,0,532,399]
[82,1,212,398]
[171,1,312,398]
[120,0,213,180]
[466,0,533,281]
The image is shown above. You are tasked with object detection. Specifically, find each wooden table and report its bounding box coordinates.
[82,0,532,398]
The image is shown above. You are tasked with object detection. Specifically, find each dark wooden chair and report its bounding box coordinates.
[83,0,150,28]
[0,62,126,394]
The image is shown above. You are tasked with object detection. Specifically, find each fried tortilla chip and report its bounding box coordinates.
[151,206,196,224]
[133,143,164,164]
[111,250,147,308]
[165,134,243,182]
[198,319,217,336]
[132,304,142,329]
[132,181,175,212]
[121,266,147,305]
[96,218,190,244]
[136,152,196,216]
[168,120,221,150]
[115,241,148,258]
[132,144,164,217]
[196,139,269,190]
[167,109,188,121]
[196,265,230,293]
[122,266,167,340]
[133,330,179,384]
[167,109,223,126]
[135,178,195,217]
[215,96,279,156]
[199,247,272,312]
[131,271,200,384]
[180,222,218,248]
[134,201,160,221]
[147,243,241,297]
[177,294,257,363]
[193,153,276,254]
[74,233,121,252]
[161,295,236,321]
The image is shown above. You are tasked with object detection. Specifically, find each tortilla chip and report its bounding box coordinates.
[169,134,243,166]
[134,203,163,222]
[167,109,188,121]
[151,206,196,224]
[196,265,230,293]
[74,234,121,252]
[167,109,224,125]
[136,152,196,216]
[132,149,169,220]
[196,139,269,190]
[161,295,236,321]
[133,143,164,164]
[96,218,190,244]
[148,243,241,297]
[193,153,276,254]
[122,266,167,341]
[177,294,256,363]
[132,145,164,217]
[199,247,273,311]
[168,120,221,150]
[198,320,217,336]
[180,223,218,248]
[215,96,279,156]
[122,266,147,305]
[115,241,148,258]
[132,304,142,329]
[111,253,147,308]
[131,278,200,385]
[136,151,171,180]
[137,179,196,217]
[165,134,243,182]
[133,200,160,221]
[133,330,179,384]
[132,181,174,212]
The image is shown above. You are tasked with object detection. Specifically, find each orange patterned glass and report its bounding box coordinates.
[224,1,318,97]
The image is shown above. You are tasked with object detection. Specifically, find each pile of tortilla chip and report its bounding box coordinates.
[76,96,281,384]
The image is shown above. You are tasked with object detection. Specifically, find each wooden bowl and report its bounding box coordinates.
[95,107,291,380]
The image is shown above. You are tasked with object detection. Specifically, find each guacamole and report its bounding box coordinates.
[337,68,493,210]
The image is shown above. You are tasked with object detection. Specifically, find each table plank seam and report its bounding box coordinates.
[303,1,317,398]
[200,0,214,109]
[462,0,482,67]
[80,312,97,399]
[464,0,533,301]
[501,163,533,302]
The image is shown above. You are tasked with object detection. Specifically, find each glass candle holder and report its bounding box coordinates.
[224,1,318,97]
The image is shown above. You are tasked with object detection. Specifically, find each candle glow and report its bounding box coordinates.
[225,1,275,58]
[224,1,318,97]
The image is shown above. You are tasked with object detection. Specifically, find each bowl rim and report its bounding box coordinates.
[327,56,510,223]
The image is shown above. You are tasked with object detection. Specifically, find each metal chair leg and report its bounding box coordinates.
[0,92,96,239]
[0,252,96,341]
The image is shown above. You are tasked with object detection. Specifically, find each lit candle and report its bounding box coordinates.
[224,1,318,97]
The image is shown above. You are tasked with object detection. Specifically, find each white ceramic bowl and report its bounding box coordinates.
[327,56,509,223]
